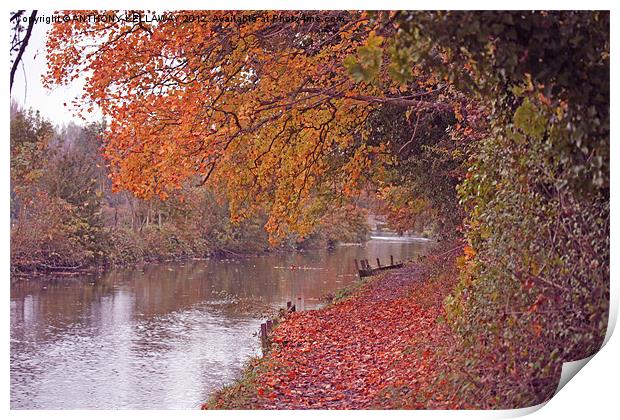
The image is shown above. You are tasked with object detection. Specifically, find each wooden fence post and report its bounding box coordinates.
[261,323,268,348]
[390,255,394,265]
[376,258,381,268]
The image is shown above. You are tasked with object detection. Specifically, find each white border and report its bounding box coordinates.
[3,2,617,420]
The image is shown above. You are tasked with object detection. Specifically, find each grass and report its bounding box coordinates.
[204,356,268,409]
[324,275,371,304]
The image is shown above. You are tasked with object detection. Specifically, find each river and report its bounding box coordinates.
[10,236,432,409]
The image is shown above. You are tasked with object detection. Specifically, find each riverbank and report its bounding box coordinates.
[11,191,371,277]
[10,234,365,280]
[204,242,469,409]
[11,247,265,279]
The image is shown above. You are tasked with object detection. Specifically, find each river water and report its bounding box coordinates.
[10,236,432,409]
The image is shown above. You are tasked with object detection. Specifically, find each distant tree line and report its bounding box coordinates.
[10,102,370,274]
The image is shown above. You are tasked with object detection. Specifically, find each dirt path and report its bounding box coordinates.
[206,259,462,409]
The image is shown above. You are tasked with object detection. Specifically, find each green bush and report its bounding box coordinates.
[392,11,609,407]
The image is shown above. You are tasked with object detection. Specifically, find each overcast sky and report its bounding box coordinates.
[10,17,99,126]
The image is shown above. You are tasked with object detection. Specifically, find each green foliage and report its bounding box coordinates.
[393,11,609,192]
[366,103,464,235]
[44,124,109,262]
[106,228,144,265]
[512,98,546,139]
[11,113,109,270]
[344,32,384,84]
[390,11,609,407]
[205,356,271,409]
[10,108,54,220]
[294,204,369,249]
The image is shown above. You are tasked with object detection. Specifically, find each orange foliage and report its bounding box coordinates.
[45,11,452,241]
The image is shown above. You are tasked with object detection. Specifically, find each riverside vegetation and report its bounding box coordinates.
[10,10,609,408]
[10,104,370,274]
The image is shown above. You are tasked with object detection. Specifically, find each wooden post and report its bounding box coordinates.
[287,301,292,310]
[376,258,381,268]
[261,323,268,348]
[266,319,273,332]
[390,255,394,266]
[365,259,370,269]
[354,259,359,271]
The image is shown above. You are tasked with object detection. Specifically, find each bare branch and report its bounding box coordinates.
[10,10,37,92]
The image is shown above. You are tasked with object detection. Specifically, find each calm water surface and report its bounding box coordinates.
[11,237,432,409]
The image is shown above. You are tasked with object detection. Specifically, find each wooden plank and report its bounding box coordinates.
[359,262,403,278]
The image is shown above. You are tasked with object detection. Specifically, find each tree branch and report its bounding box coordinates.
[10,10,37,92]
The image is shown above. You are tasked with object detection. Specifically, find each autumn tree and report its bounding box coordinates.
[45,10,460,241]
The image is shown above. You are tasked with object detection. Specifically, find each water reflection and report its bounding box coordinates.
[11,238,431,409]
